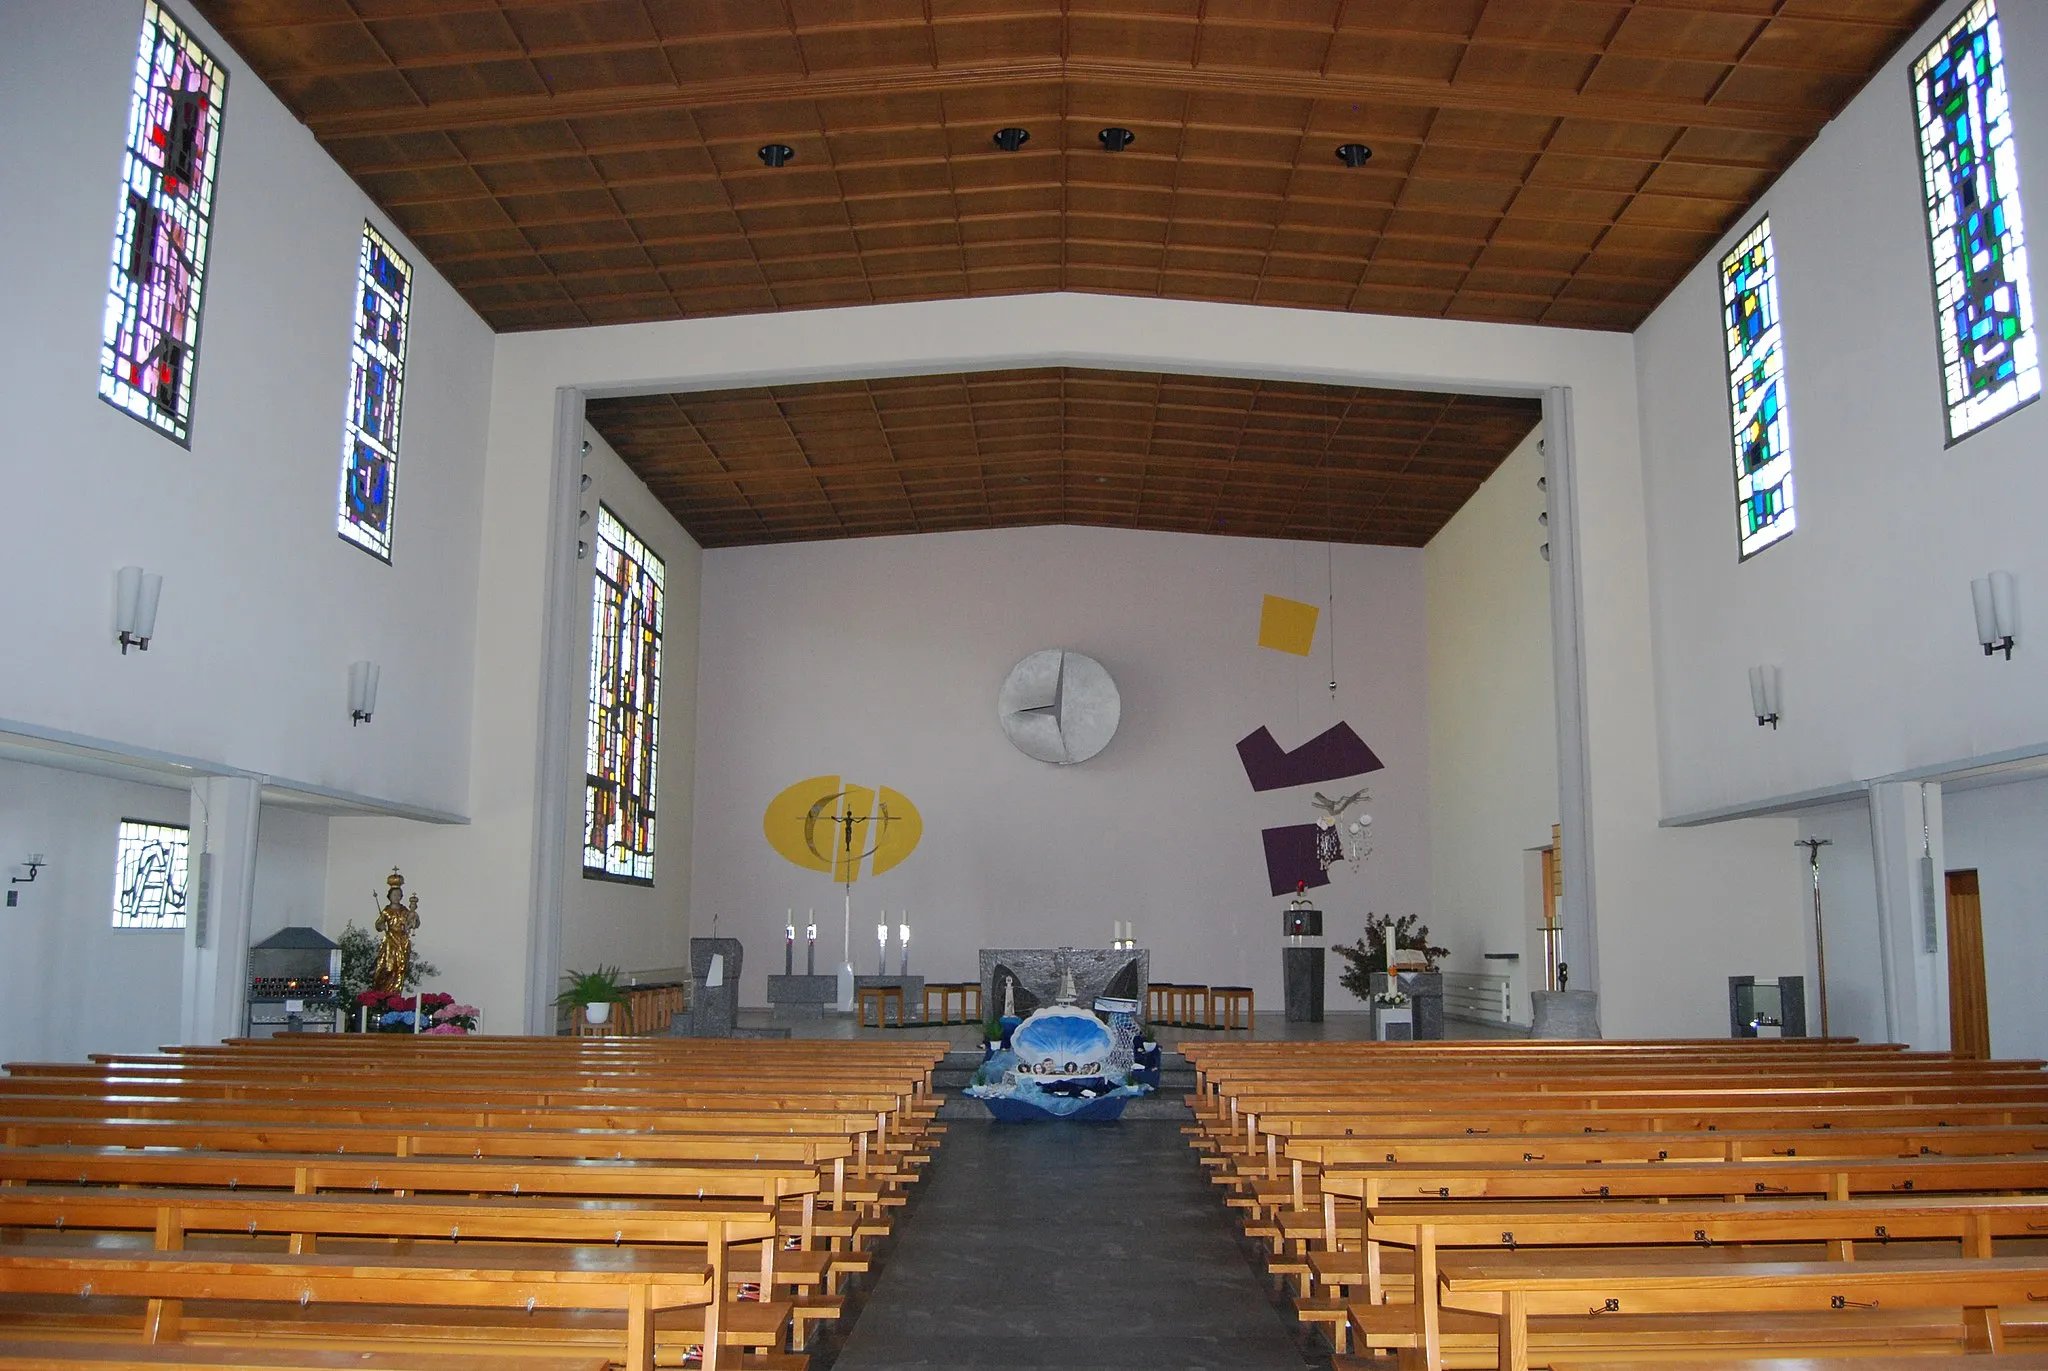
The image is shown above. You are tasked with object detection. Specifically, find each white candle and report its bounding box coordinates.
[898,913,910,943]
[805,909,816,941]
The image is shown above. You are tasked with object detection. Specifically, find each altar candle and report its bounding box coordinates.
[805,910,816,943]
[1384,922,1396,970]
[878,915,888,947]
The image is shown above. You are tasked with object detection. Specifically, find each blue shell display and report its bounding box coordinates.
[1009,1005,1114,1080]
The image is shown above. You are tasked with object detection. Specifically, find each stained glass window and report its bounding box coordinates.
[98,1,227,446]
[1912,0,2039,442]
[584,506,664,884]
[112,819,189,930]
[1720,218,1796,560]
[337,223,414,561]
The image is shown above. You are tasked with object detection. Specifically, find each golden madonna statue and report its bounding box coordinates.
[372,868,421,994]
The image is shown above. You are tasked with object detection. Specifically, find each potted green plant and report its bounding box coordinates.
[556,965,629,1028]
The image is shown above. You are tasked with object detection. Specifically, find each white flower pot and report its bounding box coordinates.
[584,1001,612,1025]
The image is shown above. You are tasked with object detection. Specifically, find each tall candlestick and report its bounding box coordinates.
[806,910,817,976]
[898,912,910,976]
[877,913,888,975]
[784,910,795,976]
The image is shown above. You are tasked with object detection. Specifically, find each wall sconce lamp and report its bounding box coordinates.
[347,661,381,726]
[10,855,43,885]
[1748,664,1782,729]
[1971,571,2017,658]
[114,566,163,653]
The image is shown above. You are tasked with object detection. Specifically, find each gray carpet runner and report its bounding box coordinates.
[829,1117,1309,1370]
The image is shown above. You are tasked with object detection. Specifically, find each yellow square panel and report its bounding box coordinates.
[1258,594,1319,656]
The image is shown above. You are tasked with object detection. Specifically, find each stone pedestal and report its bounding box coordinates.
[766,974,837,1021]
[1282,946,1324,1022]
[853,974,925,1024]
[1370,971,1444,1040]
[669,937,742,1038]
[1372,1002,1414,1041]
[1530,989,1602,1039]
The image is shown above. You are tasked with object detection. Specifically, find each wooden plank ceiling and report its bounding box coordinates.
[193,0,1939,335]
[585,370,1543,548]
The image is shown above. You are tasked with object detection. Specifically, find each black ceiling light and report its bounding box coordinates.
[1098,126,1135,152]
[993,126,1031,152]
[1335,143,1373,168]
[758,143,795,167]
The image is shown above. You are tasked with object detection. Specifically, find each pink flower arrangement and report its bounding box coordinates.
[355,989,476,1033]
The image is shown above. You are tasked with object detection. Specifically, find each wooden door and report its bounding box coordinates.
[1945,870,1991,1060]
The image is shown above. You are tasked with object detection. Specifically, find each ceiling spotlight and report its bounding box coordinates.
[1098,127,1135,153]
[758,143,795,168]
[1335,143,1373,168]
[993,127,1031,152]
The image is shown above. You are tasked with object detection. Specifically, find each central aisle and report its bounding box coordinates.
[831,1118,1309,1370]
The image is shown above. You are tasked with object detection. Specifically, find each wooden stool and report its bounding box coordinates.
[1168,984,1209,1028]
[1146,982,1174,1025]
[924,982,971,1025]
[1210,985,1254,1030]
[960,980,981,1023]
[856,984,905,1028]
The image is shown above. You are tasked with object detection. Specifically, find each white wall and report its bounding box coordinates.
[1795,802,1890,1044]
[560,427,702,978]
[251,805,330,946]
[1426,434,1557,1024]
[436,289,1800,1035]
[1944,777,2048,1061]
[0,1,494,816]
[0,759,189,1062]
[689,526,1428,1011]
[1637,0,2048,820]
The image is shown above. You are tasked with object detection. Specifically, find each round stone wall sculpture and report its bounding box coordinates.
[997,649,1121,765]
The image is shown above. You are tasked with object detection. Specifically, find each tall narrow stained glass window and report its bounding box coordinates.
[112,820,189,930]
[1720,218,1797,559]
[584,507,664,884]
[338,224,414,560]
[1911,0,2038,442]
[98,1,227,446]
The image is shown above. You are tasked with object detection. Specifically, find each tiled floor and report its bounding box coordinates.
[829,1118,1312,1371]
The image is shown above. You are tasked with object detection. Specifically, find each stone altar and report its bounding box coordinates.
[980,948,1148,1019]
[765,973,836,1021]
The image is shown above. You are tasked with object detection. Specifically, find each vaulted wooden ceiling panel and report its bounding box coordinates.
[586,370,1541,548]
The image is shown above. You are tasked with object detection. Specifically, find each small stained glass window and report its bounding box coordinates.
[113,819,189,929]
[338,223,414,561]
[1720,217,1796,560]
[584,506,664,884]
[1911,0,2039,442]
[99,2,228,446]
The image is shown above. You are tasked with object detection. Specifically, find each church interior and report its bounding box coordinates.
[4,0,2048,1366]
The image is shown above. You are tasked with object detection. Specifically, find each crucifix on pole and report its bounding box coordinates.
[1796,837,1833,1039]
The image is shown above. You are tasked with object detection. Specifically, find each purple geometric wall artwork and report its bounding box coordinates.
[1262,824,1331,898]
[1236,721,1383,793]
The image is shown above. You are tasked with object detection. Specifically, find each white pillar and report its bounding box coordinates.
[180,776,261,1045]
[1865,780,1948,1050]
[1543,386,1599,993]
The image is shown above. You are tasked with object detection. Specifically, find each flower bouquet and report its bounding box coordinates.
[356,989,477,1034]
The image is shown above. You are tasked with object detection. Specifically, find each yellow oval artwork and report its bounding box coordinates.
[763,776,922,884]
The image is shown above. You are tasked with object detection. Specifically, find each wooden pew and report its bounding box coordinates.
[1420,1254,2048,1371]
[0,1248,712,1371]
[0,1346,612,1371]
[0,1187,797,1360]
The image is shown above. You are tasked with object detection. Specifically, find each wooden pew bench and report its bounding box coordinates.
[0,1247,712,1371]
[1402,1254,2048,1371]
[0,1186,815,1357]
[0,1345,613,1371]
